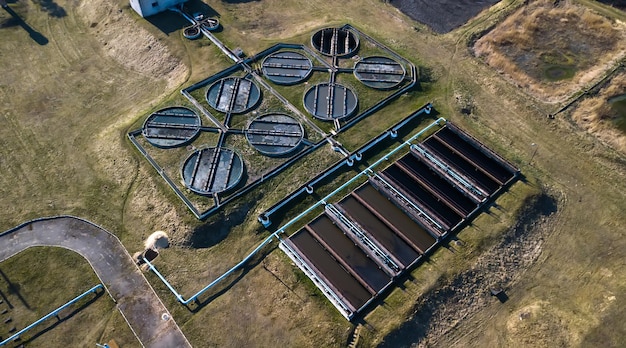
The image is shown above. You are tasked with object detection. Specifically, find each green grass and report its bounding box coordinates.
[609,97,626,133]
[544,65,577,82]
[0,247,138,347]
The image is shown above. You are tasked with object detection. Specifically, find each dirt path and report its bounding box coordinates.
[0,216,191,348]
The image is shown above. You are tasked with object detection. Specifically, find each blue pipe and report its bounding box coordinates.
[260,116,445,234]
[0,284,103,346]
[143,259,185,303]
[172,8,240,63]
[144,118,446,305]
[143,229,282,305]
[259,103,433,223]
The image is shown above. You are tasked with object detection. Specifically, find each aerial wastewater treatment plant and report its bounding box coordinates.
[125,4,522,321]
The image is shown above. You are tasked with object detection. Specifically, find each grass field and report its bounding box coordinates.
[474,0,626,104]
[1,0,626,347]
[569,71,626,153]
[0,248,137,346]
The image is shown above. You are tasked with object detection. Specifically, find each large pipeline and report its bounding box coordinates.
[0,284,103,347]
[144,118,446,305]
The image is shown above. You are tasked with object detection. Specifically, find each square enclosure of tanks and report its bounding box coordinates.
[129,25,419,220]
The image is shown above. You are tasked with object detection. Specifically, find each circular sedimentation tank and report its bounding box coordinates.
[181,147,244,195]
[246,113,304,156]
[142,106,201,148]
[311,27,359,57]
[183,26,201,40]
[303,83,358,121]
[262,51,313,85]
[206,77,261,114]
[199,18,219,31]
[354,56,406,89]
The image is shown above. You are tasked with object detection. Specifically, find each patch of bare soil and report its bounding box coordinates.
[76,1,187,89]
[503,300,573,347]
[571,72,626,153]
[379,192,560,348]
[474,0,626,104]
[389,0,500,34]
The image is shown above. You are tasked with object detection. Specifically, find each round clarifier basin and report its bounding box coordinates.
[303,83,358,121]
[354,56,406,89]
[206,77,261,114]
[200,18,219,31]
[246,113,304,156]
[262,51,313,85]
[183,26,201,40]
[311,27,359,57]
[142,106,201,148]
[181,147,244,195]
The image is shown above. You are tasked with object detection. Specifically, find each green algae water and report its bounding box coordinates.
[608,94,626,133]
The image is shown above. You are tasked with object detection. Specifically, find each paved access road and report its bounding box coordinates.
[0,216,191,348]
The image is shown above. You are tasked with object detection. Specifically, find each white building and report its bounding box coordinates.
[130,0,187,18]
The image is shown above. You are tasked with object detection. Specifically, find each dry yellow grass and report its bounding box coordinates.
[474,0,626,103]
[571,73,626,153]
[77,1,188,90]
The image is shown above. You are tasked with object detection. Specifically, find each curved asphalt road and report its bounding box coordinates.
[0,216,191,348]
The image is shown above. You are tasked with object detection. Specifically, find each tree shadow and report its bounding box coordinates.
[0,269,30,309]
[32,0,66,18]
[0,288,13,309]
[187,202,252,248]
[418,66,435,83]
[2,6,48,45]
[0,14,19,28]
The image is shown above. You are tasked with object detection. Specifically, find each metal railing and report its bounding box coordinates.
[144,118,446,306]
[370,173,446,234]
[0,284,103,346]
[411,144,487,200]
[326,204,400,274]
[143,230,281,305]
